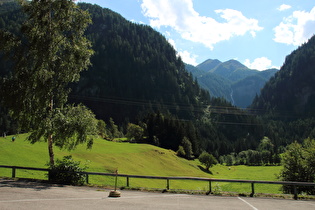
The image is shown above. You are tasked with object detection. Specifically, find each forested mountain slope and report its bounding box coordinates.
[0,2,209,124]
[69,3,210,123]
[185,64,232,101]
[251,35,315,119]
[232,69,278,108]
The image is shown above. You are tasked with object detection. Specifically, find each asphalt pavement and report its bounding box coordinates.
[0,179,315,210]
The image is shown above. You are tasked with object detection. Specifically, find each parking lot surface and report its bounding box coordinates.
[1,179,315,210]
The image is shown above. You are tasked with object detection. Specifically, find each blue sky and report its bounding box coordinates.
[80,0,315,71]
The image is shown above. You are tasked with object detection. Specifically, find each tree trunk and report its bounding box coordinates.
[48,134,54,166]
[48,96,54,166]
[48,90,55,165]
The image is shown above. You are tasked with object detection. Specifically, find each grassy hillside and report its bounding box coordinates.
[0,134,282,194]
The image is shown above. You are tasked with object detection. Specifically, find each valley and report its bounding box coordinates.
[186,59,278,108]
[0,1,315,196]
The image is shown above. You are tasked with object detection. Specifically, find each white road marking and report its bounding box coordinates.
[238,197,258,210]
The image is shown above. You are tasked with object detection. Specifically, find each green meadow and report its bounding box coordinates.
[0,134,282,194]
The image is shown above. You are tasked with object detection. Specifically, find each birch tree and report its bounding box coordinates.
[0,0,96,166]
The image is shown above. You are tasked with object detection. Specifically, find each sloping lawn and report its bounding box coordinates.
[0,134,281,193]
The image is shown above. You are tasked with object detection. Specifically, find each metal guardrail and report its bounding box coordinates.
[1,165,315,200]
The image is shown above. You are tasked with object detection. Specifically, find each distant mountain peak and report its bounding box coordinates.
[197,58,250,73]
[186,58,278,108]
[208,59,252,79]
[222,59,249,70]
[197,59,222,72]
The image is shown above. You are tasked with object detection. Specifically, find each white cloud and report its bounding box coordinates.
[244,57,273,71]
[274,6,315,46]
[141,0,263,50]
[130,19,145,25]
[167,38,197,66]
[165,31,171,37]
[178,50,198,66]
[167,38,176,49]
[277,4,292,11]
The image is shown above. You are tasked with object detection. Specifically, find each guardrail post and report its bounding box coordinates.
[12,167,16,178]
[293,185,298,200]
[250,182,255,197]
[85,174,89,184]
[208,181,212,194]
[126,176,129,187]
[166,178,170,190]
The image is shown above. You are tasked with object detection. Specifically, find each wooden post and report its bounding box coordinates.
[12,167,16,178]
[114,170,118,191]
[250,182,255,197]
[166,178,170,190]
[293,185,298,200]
[108,169,121,197]
[208,181,212,194]
[126,176,129,188]
[85,174,89,184]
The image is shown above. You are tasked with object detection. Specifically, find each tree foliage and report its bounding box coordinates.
[181,137,194,159]
[176,145,186,158]
[27,104,97,150]
[107,117,122,140]
[199,151,217,171]
[280,139,315,194]
[145,112,200,154]
[96,119,107,139]
[219,136,281,166]
[0,0,96,165]
[126,123,144,142]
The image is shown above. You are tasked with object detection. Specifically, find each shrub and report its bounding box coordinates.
[126,123,144,142]
[176,145,186,157]
[280,139,315,194]
[48,155,87,185]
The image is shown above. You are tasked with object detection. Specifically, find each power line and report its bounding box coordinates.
[69,94,303,121]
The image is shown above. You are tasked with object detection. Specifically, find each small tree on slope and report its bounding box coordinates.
[199,151,217,171]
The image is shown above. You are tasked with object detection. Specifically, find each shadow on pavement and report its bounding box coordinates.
[0,178,65,191]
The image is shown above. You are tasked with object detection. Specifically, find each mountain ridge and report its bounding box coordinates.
[197,59,222,72]
[251,34,315,119]
[186,59,278,107]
